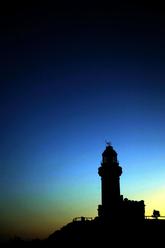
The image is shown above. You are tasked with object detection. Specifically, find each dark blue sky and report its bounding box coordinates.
[1,2,165,240]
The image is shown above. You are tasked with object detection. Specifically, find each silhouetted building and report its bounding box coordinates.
[46,143,164,247]
[98,143,145,221]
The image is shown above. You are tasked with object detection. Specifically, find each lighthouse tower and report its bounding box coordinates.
[98,143,122,219]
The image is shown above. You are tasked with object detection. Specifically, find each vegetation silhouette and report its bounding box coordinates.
[5,144,165,247]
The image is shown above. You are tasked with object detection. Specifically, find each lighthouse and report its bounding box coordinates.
[98,143,122,219]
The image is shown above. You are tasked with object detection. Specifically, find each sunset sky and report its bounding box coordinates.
[1,2,165,241]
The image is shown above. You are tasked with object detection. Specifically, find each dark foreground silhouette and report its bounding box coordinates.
[48,218,165,246]
[4,217,165,247]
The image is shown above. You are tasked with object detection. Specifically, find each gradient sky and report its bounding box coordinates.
[1,2,165,241]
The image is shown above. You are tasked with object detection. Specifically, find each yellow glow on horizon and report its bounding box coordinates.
[144,186,165,216]
[1,185,164,240]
